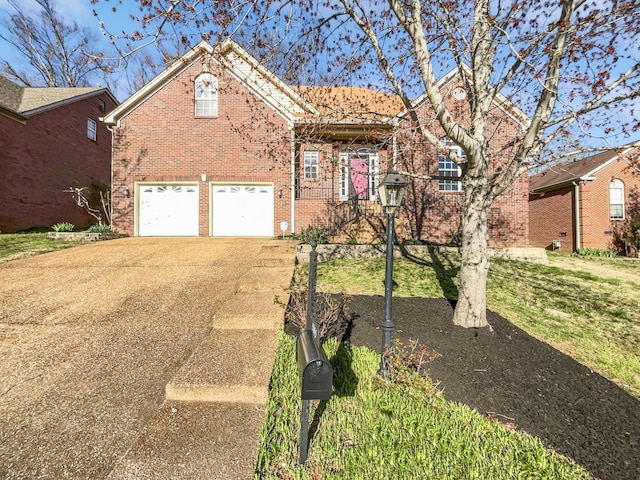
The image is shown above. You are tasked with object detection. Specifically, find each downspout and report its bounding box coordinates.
[573,181,581,251]
[290,127,296,234]
[392,129,398,170]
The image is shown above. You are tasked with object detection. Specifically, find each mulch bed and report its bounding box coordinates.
[294,295,640,480]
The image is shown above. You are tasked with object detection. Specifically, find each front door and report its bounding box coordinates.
[350,156,369,199]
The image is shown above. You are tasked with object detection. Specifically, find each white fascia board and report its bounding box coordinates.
[220,43,318,121]
[102,41,213,126]
[585,148,634,176]
[405,63,531,129]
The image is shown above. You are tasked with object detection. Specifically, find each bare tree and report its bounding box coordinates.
[0,0,112,87]
[99,0,640,328]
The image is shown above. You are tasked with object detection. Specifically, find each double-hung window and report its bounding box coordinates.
[610,179,625,220]
[87,118,97,141]
[304,151,319,179]
[438,140,464,192]
[195,73,218,117]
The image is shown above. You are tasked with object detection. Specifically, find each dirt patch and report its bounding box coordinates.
[336,295,640,480]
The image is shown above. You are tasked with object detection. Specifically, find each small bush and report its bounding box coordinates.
[52,222,75,232]
[380,339,441,391]
[282,269,352,339]
[297,225,331,244]
[576,247,616,258]
[87,223,114,233]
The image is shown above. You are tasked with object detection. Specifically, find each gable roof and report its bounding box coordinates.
[102,39,317,127]
[0,75,117,120]
[529,148,634,192]
[411,64,531,128]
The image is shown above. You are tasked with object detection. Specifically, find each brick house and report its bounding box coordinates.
[529,147,640,253]
[0,76,118,233]
[103,39,530,246]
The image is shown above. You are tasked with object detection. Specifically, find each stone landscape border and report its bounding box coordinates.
[47,232,127,242]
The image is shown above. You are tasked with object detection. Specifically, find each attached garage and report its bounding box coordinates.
[138,184,199,236]
[211,184,274,236]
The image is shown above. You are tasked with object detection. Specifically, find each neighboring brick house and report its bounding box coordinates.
[0,76,118,233]
[529,147,640,253]
[103,39,530,246]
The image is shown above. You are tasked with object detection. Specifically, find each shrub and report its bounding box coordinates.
[283,269,352,339]
[576,247,616,258]
[380,339,441,391]
[52,222,75,232]
[297,225,331,244]
[87,223,114,233]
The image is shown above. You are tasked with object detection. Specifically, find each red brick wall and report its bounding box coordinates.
[394,81,530,247]
[529,186,575,252]
[580,157,640,250]
[111,60,292,236]
[293,142,392,232]
[529,154,640,252]
[0,93,116,232]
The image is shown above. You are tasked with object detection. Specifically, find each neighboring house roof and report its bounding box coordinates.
[0,75,117,120]
[102,39,317,127]
[529,148,634,192]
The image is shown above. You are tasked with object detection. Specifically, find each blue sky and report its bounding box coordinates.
[1,0,638,151]
[0,0,142,99]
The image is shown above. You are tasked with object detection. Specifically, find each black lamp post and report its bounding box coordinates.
[377,171,407,377]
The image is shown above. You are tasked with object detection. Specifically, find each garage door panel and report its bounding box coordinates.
[212,184,273,236]
[138,185,199,236]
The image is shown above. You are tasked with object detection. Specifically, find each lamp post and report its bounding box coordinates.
[377,171,407,377]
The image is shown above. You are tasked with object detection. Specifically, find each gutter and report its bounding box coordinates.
[573,181,581,251]
[570,176,596,251]
[290,128,296,234]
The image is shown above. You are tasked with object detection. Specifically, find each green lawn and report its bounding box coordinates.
[2,235,635,478]
[0,233,82,263]
[257,250,640,478]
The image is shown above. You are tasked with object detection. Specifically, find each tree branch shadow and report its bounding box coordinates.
[399,245,459,308]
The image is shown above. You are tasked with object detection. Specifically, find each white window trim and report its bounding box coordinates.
[338,150,379,201]
[438,142,464,192]
[87,118,97,141]
[303,151,319,179]
[195,73,218,117]
[610,179,625,220]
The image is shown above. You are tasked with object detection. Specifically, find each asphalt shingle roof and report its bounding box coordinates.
[0,75,103,116]
[529,150,619,192]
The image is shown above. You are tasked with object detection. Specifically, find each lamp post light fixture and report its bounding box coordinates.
[377,171,407,377]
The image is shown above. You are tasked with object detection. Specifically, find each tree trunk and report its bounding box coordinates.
[452,188,491,328]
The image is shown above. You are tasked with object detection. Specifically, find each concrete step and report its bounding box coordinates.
[107,401,266,480]
[255,242,298,266]
[165,328,280,404]
[213,292,289,330]
[236,266,294,293]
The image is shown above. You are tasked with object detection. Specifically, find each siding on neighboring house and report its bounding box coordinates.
[529,148,640,252]
[0,80,117,233]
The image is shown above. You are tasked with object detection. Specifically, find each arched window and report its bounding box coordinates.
[194,73,218,117]
[609,179,625,220]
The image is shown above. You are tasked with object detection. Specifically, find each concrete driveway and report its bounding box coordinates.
[0,237,296,479]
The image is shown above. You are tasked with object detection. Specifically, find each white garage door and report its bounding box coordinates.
[138,184,199,236]
[212,184,274,236]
